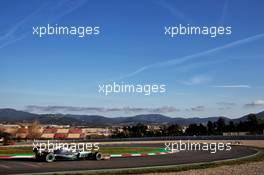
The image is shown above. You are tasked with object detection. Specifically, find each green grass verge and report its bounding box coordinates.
[0,146,163,156]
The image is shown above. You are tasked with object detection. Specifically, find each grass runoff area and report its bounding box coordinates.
[0,146,163,156]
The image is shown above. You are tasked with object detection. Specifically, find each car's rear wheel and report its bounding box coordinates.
[46,153,55,162]
[95,152,102,160]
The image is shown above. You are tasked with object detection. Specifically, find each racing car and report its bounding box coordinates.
[33,147,103,162]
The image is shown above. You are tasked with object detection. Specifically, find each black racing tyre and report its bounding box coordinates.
[45,153,55,162]
[95,152,102,160]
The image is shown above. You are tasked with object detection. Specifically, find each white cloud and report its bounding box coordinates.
[212,85,251,88]
[186,106,205,112]
[119,33,264,80]
[182,75,211,85]
[0,0,87,49]
[245,99,264,107]
[216,102,236,106]
[25,105,180,114]
[155,0,193,24]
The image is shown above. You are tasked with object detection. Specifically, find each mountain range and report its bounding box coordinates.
[0,108,263,126]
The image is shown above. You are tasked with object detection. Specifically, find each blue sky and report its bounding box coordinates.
[0,0,264,118]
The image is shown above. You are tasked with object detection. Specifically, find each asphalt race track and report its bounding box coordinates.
[0,145,258,175]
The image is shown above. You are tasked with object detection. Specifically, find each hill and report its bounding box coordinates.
[233,111,264,123]
[0,108,262,126]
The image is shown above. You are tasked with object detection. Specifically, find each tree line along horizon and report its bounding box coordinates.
[112,114,264,138]
[0,114,264,143]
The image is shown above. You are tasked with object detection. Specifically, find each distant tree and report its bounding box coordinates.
[160,125,169,136]
[237,121,247,132]
[216,117,226,134]
[0,131,13,145]
[28,120,41,139]
[207,121,214,135]
[246,114,262,134]
[198,124,207,135]
[167,124,182,136]
[227,121,236,132]
[122,126,130,137]
[131,123,147,137]
[185,124,197,136]
[185,123,207,136]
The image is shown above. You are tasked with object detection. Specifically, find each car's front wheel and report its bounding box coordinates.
[45,153,55,162]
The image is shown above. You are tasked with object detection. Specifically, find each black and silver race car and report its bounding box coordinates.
[33,147,103,162]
